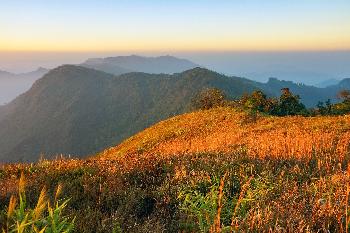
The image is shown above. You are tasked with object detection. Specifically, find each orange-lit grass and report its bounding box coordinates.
[1,107,350,232]
[101,107,350,164]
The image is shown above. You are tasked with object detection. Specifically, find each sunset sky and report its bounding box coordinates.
[1,0,350,52]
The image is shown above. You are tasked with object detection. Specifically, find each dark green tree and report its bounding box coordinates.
[192,88,227,110]
[240,90,277,114]
[316,99,332,115]
[274,88,308,116]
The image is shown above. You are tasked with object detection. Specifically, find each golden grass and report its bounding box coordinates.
[100,107,350,165]
[1,107,350,232]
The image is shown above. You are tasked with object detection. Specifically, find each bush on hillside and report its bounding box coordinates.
[239,90,277,114]
[272,88,308,116]
[192,88,228,110]
[192,86,350,117]
[316,99,333,115]
[238,88,308,116]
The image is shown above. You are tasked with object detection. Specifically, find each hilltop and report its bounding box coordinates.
[1,107,350,232]
[100,107,350,161]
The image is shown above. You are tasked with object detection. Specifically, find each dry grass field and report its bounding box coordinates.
[1,107,350,232]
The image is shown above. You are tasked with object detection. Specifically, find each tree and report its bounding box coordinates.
[333,90,350,114]
[274,88,308,116]
[240,90,277,114]
[316,99,332,115]
[192,88,227,110]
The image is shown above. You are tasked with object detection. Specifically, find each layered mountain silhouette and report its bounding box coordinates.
[0,67,49,105]
[0,55,196,105]
[0,61,349,162]
[81,55,198,75]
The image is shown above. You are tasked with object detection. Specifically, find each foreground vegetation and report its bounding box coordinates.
[1,173,74,233]
[1,107,350,232]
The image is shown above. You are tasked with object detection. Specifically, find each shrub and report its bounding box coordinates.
[273,88,308,116]
[192,88,227,110]
[178,173,252,233]
[1,173,75,233]
[240,90,277,113]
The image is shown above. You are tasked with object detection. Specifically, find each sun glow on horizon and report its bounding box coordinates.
[0,0,350,52]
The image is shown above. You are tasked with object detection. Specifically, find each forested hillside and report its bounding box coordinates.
[0,66,257,162]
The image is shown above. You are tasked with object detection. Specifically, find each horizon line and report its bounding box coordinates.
[1,49,350,54]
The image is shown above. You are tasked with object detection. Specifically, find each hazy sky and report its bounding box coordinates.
[1,0,350,52]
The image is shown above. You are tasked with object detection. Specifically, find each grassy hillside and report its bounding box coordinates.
[101,107,350,160]
[0,66,258,162]
[1,107,350,232]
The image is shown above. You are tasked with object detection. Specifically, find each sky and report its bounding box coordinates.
[0,0,349,83]
[1,0,350,52]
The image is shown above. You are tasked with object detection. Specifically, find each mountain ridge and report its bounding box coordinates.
[1,64,350,162]
[0,65,257,162]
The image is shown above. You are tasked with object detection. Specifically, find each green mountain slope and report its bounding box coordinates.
[1,63,349,162]
[0,66,258,162]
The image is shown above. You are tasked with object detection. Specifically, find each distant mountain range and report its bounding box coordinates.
[0,55,197,105]
[0,56,350,162]
[81,55,198,75]
[253,77,350,107]
[242,70,342,86]
[0,67,49,105]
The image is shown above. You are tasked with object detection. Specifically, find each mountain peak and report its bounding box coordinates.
[36,67,48,72]
[46,64,112,78]
[81,55,198,75]
[183,66,210,72]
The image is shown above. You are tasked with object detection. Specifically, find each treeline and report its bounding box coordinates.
[192,88,350,116]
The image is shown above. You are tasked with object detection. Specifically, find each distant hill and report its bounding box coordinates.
[81,55,198,75]
[333,78,350,90]
[314,78,340,88]
[0,65,258,162]
[254,77,350,107]
[243,70,341,86]
[0,67,49,105]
